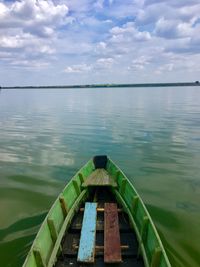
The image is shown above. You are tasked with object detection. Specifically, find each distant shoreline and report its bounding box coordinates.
[1,82,200,89]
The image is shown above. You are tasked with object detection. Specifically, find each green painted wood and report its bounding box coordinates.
[59,196,68,217]
[120,178,127,195]
[22,157,171,267]
[62,181,78,210]
[137,216,149,257]
[78,173,84,184]
[112,188,149,267]
[48,199,65,235]
[82,168,117,187]
[132,195,139,215]
[47,189,89,267]
[23,252,38,267]
[32,222,54,265]
[108,155,172,267]
[151,247,162,267]
[73,180,81,195]
[47,218,58,243]
[77,202,97,263]
[33,249,46,267]
[141,216,149,242]
[115,170,120,183]
[22,158,94,267]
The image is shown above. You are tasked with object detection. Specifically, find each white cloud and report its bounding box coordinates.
[0,32,54,53]
[10,59,50,69]
[155,63,174,75]
[155,18,193,39]
[64,64,92,73]
[64,57,114,74]
[129,56,151,70]
[0,0,69,35]
[0,0,200,85]
[0,0,70,69]
[96,41,107,50]
[95,57,114,69]
[0,1,69,45]
[110,22,151,43]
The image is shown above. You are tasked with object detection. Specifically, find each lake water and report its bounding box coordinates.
[0,87,200,267]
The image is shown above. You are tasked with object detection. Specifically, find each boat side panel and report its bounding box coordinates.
[145,223,159,263]
[117,177,168,267]
[80,160,95,180]
[160,254,169,267]
[48,199,65,234]
[61,160,94,210]
[134,200,146,231]
[22,159,95,267]
[48,189,89,267]
[34,222,54,264]
[106,160,118,179]
[62,181,79,210]
[23,252,38,267]
[107,158,171,267]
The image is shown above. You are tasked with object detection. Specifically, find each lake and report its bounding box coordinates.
[0,87,200,267]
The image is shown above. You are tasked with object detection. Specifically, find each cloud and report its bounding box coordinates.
[155,18,193,39]
[64,57,114,74]
[0,0,200,85]
[155,63,174,75]
[0,0,69,36]
[95,57,114,69]
[64,64,92,73]
[0,1,69,45]
[10,59,50,69]
[129,56,151,70]
[110,22,151,43]
[0,0,70,69]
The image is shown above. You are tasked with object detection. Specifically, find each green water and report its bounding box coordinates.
[0,87,200,267]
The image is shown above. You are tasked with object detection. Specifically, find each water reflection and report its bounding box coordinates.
[0,87,200,267]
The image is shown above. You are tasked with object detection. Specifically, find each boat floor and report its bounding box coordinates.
[55,187,144,267]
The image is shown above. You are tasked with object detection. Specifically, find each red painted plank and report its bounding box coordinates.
[104,203,122,263]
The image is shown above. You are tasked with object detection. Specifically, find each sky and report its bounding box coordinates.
[0,0,200,86]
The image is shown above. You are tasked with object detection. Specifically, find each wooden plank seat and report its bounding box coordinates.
[77,202,97,263]
[82,169,117,187]
[104,203,122,263]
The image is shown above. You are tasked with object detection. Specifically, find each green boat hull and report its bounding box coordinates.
[22,156,171,267]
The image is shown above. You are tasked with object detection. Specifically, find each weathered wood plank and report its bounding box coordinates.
[104,203,122,263]
[80,207,122,212]
[56,257,145,267]
[77,202,97,263]
[82,169,117,187]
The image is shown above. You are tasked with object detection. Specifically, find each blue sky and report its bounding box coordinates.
[0,0,200,86]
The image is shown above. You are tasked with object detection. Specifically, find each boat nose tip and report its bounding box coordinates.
[93,155,108,169]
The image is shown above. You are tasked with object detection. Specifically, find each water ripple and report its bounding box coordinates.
[0,87,200,267]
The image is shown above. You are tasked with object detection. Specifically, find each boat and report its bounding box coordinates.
[22,155,171,267]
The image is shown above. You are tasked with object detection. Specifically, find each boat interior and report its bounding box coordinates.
[55,186,144,267]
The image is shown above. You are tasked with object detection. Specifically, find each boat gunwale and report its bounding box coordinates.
[107,157,171,267]
[47,189,88,267]
[22,159,94,267]
[22,156,171,267]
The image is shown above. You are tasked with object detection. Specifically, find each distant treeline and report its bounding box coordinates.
[1,81,200,89]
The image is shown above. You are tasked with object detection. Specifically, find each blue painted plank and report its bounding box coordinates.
[77,202,97,263]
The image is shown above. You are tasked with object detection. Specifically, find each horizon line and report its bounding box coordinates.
[1,81,200,89]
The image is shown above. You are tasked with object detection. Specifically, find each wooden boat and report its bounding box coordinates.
[23,155,171,267]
